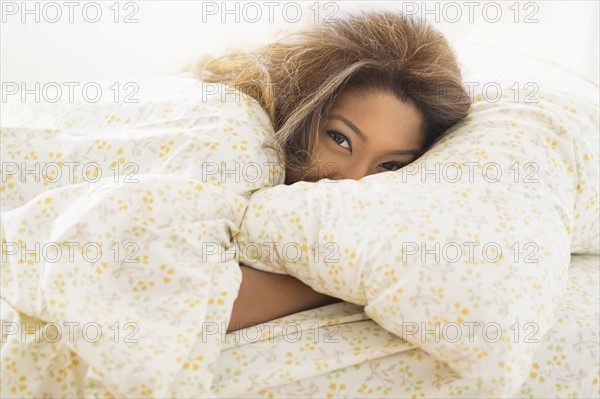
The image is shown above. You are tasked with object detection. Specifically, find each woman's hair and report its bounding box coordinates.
[195,10,471,179]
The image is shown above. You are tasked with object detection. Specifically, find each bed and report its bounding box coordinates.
[1,42,598,398]
[213,254,599,398]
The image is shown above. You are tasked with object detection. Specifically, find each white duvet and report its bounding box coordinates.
[1,78,282,397]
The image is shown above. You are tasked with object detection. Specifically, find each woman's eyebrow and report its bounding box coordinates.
[329,115,368,142]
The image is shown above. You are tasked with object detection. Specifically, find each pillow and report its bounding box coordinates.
[236,70,599,396]
[453,41,599,254]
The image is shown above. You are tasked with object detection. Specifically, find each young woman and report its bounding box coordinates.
[195,10,471,332]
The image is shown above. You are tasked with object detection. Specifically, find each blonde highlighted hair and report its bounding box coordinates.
[195,10,470,181]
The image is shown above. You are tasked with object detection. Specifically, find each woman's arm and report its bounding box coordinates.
[227,265,342,332]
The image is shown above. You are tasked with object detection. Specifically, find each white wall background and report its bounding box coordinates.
[1,1,598,85]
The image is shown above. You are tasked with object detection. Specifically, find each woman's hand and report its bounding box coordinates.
[227,264,342,333]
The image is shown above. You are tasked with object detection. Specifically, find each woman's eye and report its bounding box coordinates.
[380,161,405,171]
[327,130,352,151]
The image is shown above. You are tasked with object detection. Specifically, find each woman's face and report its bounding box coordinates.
[291,89,425,182]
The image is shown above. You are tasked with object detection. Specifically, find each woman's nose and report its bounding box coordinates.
[333,163,373,180]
